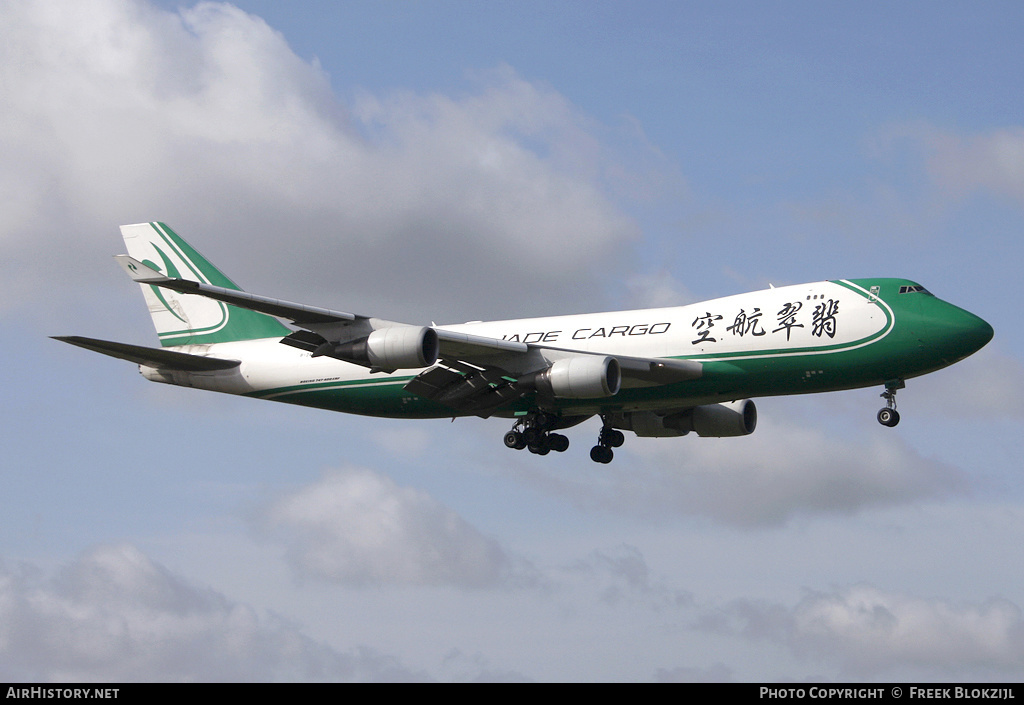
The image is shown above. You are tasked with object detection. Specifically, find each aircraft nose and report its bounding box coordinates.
[930,302,994,363]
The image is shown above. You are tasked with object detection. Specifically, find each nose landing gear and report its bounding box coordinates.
[877,380,904,427]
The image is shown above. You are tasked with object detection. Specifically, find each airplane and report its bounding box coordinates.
[55,222,994,463]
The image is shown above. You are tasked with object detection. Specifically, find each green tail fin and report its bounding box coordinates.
[120,222,291,346]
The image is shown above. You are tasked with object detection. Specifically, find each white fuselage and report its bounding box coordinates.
[147,279,888,415]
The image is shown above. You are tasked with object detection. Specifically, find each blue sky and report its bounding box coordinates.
[2,0,1024,681]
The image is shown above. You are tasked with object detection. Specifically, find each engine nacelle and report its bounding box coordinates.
[519,356,621,398]
[688,399,757,437]
[610,400,757,438]
[332,326,439,370]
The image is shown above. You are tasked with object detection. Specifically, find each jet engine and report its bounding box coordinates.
[331,326,439,370]
[518,355,622,398]
[689,399,757,437]
[611,400,757,437]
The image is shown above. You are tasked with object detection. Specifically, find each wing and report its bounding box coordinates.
[116,255,701,415]
[116,254,526,357]
[116,254,358,326]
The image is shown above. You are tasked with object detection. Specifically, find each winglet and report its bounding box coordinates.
[115,254,174,284]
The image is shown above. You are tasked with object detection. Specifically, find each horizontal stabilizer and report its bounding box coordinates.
[53,336,240,371]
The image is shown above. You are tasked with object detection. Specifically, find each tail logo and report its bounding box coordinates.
[142,245,190,325]
[132,236,230,342]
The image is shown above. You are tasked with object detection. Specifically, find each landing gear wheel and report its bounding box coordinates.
[877,381,904,428]
[601,428,625,448]
[877,408,900,427]
[590,417,623,463]
[504,431,526,449]
[528,441,551,455]
[548,433,570,453]
[504,412,580,457]
[523,427,544,446]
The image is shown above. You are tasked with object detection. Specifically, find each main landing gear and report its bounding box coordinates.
[504,412,570,455]
[503,412,625,462]
[590,420,624,464]
[877,380,904,427]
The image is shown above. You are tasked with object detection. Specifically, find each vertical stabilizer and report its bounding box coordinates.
[120,222,291,347]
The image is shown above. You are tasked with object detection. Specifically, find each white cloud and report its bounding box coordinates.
[791,585,1024,675]
[260,468,527,588]
[705,584,1024,678]
[915,347,1024,419]
[0,0,643,323]
[863,122,1024,214]
[920,126,1024,206]
[564,544,693,611]
[0,544,426,682]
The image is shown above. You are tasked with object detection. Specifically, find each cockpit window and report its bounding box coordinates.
[899,285,931,295]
